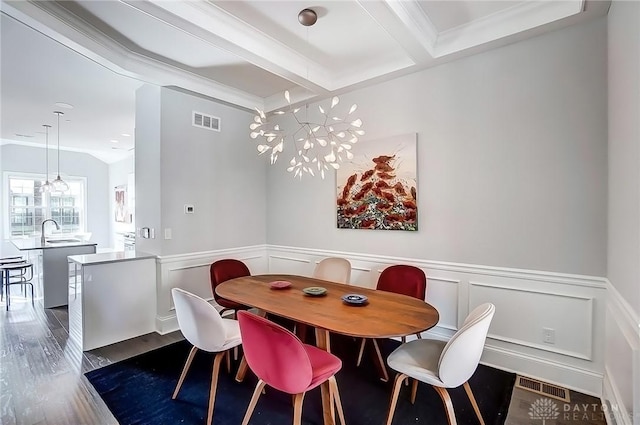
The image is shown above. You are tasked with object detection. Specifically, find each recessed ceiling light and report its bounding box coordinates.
[110,140,119,143]
[54,102,74,109]
[121,133,131,137]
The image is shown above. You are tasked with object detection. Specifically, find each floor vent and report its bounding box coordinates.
[515,375,571,403]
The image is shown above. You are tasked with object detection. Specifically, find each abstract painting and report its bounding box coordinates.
[337,133,418,231]
[114,185,131,223]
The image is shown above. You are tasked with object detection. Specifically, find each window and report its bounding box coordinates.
[4,173,86,238]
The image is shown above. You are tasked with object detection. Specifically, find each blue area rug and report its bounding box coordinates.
[85,335,514,425]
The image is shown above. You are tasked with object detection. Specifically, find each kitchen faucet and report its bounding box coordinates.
[41,219,60,244]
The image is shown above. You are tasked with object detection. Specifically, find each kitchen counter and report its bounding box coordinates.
[68,250,154,266]
[12,238,97,308]
[67,250,157,351]
[12,238,97,250]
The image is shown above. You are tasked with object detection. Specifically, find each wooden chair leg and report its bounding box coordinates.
[329,376,346,425]
[235,355,248,382]
[206,352,225,425]
[241,379,267,425]
[172,345,198,399]
[385,373,407,425]
[411,379,419,404]
[433,386,458,425]
[225,350,231,373]
[371,339,389,382]
[463,381,485,425]
[292,392,306,425]
[356,338,366,366]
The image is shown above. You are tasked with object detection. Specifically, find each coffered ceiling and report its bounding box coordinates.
[0,0,609,161]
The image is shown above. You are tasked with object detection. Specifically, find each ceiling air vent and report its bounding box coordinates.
[192,111,220,132]
[515,375,571,403]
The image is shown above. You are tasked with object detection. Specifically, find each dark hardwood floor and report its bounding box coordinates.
[1,286,605,425]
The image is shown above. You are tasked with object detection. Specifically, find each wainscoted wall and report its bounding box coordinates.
[154,245,268,334]
[604,282,640,425]
[156,244,607,397]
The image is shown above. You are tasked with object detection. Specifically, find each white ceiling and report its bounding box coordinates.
[0,0,609,163]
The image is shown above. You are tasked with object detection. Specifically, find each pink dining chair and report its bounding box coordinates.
[237,311,347,425]
[171,288,243,425]
[357,264,427,381]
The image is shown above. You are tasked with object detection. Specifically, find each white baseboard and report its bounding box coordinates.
[482,344,603,396]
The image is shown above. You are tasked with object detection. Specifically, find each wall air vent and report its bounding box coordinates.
[515,375,571,402]
[192,111,220,132]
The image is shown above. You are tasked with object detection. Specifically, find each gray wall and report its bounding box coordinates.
[266,17,608,277]
[135,86,267,256]
[608,0,640,319]
[606,0,640,416]
[0,144,111,247]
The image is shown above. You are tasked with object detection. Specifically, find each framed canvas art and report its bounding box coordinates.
[114,185,131,223]
[337,133,418,231]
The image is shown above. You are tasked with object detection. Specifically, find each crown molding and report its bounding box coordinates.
[137,0,331,92]
[1,0,265,110]
[434,0,585,58]
[382,0,438,56]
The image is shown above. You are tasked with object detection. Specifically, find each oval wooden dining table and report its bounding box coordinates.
[216,274,439,425]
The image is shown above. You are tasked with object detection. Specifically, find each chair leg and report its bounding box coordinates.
[225,350,231,373]
[206,352,225,425]
[241,379,267,425]
[235,355,248,382]
[463,381,486,425]
[371,339,389,382]
[328,376,346,425]
[411,379,419,404]
[415,332,422,339]
[385,373,407,425]
[172,345,198,399]
[356,338,366,366]
[292,392,305,425]
[433,386,458,425]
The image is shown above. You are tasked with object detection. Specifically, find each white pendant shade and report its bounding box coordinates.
[52,111,69,192]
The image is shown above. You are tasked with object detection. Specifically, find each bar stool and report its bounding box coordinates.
[0,257,26,302]
[1,262,34,311]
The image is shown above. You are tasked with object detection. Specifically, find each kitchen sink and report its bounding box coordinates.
[46,239,82,244]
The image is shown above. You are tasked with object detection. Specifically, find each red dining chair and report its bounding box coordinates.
[357,264,427,381]
[237,311,347,425]
[210,259,251,317]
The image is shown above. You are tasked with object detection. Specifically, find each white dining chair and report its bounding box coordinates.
[385,303,495,425]
[171,288,243,425]
[312,257,351,284]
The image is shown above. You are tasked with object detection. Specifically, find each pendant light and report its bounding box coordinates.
[40,124,52,193]
[52,111,69,192]
[250,8,365,180]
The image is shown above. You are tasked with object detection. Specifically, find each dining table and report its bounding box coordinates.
[216,273,439,425]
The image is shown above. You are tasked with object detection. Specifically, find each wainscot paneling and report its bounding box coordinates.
[265,245,607,396]
[155,245,268,334]
[603,281,639,425]
[151,244,608,397]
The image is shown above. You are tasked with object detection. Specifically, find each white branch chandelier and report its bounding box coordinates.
[250,8,365,179]
[251,92,364,179]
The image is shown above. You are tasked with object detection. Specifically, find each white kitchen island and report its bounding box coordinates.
[12,238,97,308]
[67,251,157,351]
